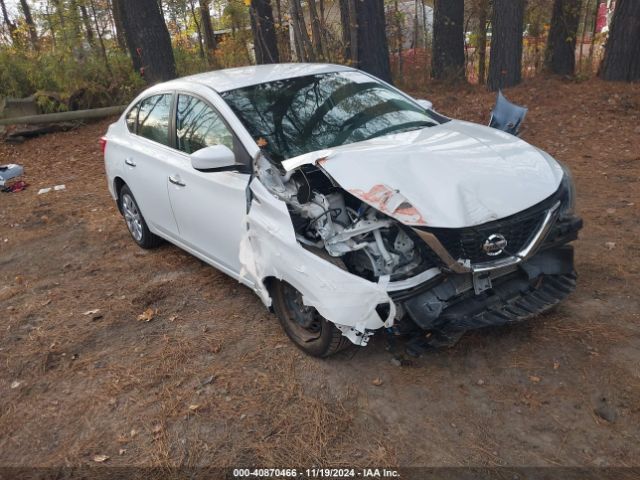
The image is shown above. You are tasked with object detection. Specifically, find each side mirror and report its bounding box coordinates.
[191,145,242,172]
[415,99,433,111]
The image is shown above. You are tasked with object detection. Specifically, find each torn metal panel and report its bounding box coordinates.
[348,184,428,226]
[239,178,395,344]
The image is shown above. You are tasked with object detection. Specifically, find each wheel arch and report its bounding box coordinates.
[114,176,126,214]
[260,275,278,312]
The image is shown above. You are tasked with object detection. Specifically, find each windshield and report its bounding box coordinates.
[220,71,440,162]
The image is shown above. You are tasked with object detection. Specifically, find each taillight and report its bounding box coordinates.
[99,136,107,155]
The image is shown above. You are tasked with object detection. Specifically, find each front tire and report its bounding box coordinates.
[119,185,162,249]
[271,280,350,357]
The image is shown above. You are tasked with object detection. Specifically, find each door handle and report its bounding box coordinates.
[125,158,136,167]
[169,175,186,187]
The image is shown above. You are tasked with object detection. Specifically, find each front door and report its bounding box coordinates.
[167,94,250,275]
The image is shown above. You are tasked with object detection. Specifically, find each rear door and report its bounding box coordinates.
[122,93,180,238]
[166,93,251,275]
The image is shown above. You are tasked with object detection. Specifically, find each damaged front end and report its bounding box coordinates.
[240,152,582,355]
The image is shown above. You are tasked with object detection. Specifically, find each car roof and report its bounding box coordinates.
[163,63,355,93]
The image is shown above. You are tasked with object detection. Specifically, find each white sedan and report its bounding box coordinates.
[103,63,582,357]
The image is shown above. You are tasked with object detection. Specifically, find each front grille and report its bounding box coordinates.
[420,192,559,264]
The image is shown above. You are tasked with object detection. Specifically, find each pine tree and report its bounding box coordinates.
[600,0,640,82]
[432,0,465,81]
[487,0,525,90]
[545,0,582,75]
[115,0,177,84]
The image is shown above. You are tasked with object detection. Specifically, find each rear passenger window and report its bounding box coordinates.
[137,94,172,146]
[126,104,138,133]
[176,95,234,154]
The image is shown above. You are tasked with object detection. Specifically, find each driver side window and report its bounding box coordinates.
[176,95,234,154]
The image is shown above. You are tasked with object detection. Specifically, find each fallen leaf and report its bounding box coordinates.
[10,380,21,389]
[152,425,163,434]
[137,308,156,322]
[92,454,109,463]
[553,361,560,370]
[256,137,268,147]
[188,404,201,412]
[83,309,100,316]
[372,378,383,386]
[169,315,178,322]
[604,242,616,250]
[529,375,541,383]
[130,429,138,438]
[119,449,127,456]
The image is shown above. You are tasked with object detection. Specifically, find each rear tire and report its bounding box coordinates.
[271,280,351,358]
[119,184,162,249]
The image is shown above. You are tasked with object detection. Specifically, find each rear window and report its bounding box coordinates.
[136,94,173,146]
[125,104,138,133]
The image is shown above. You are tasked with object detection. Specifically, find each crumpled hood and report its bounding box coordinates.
[282,120,563,228]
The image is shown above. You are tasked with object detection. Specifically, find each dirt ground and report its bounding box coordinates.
[0,76,639,472]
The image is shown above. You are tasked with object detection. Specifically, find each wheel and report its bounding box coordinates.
[119,184,162,249]
[271,280,350,357]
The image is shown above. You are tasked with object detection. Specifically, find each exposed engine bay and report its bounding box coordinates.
[250,151,583,356]
[255,155,433,283]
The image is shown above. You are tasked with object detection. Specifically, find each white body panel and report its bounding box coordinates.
[179,63,353,93]
[282,120,563,228]
[121,137,181,237]
[167,159,248,273]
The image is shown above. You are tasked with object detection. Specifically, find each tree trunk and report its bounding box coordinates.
[586,0,599,68]
[19,0,38,49]
[487,0,525,90]
[110,0,127,50]
[545,0,582,75]
[45,1,57,48]
[250,0,280,64]
[68,0,83,41]
[79,3,95,46]
[188,0,206,60]
[600,0,640,81]
[477,0,488,84]
[354,0,392,83]
[431,0,465,81]
[51,0,70,45]
[116,0,177,84]
[199,0,216,64]
[0,0,18,45]
[338,0,352,61]
[289,0,314,61]
[577,0,591,71]
[394,0,403,76]
[413,0,419,49]
[308,0,325,59]
[89,0,112,74]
